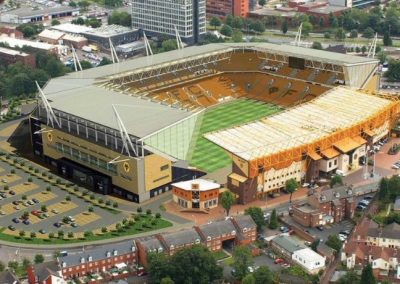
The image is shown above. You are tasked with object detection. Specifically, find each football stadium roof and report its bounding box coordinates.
[42,43,379,139]
[204,87,392,161]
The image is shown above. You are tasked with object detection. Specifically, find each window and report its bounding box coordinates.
[329,161,332,168]
[160,164,169,171]
[334,159,337,166]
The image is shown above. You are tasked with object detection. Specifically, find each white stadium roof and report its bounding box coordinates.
[204,87,392,161]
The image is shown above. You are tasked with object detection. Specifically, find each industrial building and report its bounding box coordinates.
[80,25,140,49]
[131,0,206,44]
[0,6,80,24]
[30,43,396,204]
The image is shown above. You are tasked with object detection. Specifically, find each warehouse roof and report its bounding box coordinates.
[205,87,392,161]
[7,6,79,18]
[50,23,93,34]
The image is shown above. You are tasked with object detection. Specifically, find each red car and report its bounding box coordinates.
[31,210,40,216]
[274,258,284,264]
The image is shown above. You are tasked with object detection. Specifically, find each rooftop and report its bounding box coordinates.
[0,270,20,284]
[295,203,319,213]
[32,260,60,281]
[42,43,379,140]
[0,35,57,51]
[308,5,349,14]
[38,29,65,40]
[6,6,79,18]
[50,23,93,34]
[140,237,164,252]
[162,228,202,247]
[0,46,29,56]
[199,218,236,239]
[205,88,391,161]
[59,241,135,267]
[234,215,257,231]
[313,185,354,203]
[81,25,136,38]
[272,235,305,254]
[293,247,326,262]
[172,179,220,191]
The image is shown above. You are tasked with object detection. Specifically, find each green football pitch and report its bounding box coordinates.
[189,99,281,173]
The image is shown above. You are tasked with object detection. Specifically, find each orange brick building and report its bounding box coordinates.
[172,179,220,210]
[207,0,249,18]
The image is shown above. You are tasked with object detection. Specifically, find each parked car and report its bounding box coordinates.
[0,210,5,215]
[71,222,78,228]
[32,198,39,204]
[359,200,370,207]
[364,196,373,200]
[51,209,59,214]
[282,263,290,268]
[27,200,34,205]
[274,258,284,264]
[280,226,289,233]
[39,229,46,234]
[54,222,62,228]
[316,225,324,231]
[31,210,40,216]
[8,225,16,231]
[23,220,30,225]
[12,200,19,205]
[356,204,366,211]
[12,217,19,223]
[9,190,15,195]
[340,230,350,236]
[13,205,20,210]
[338,234,347,242]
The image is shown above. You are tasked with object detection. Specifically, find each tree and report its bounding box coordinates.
[30,231,36,239]
[363,27,375,38]
[245,207,265,231]
[210,17,221,30]
[312,41,322,50]
[225,15,234,26]
[232,17,243,29]
[379,177,390,201]
[335,28,346,40]
[51,19,60,26]
[0,261,4,272]
[232,30,244,42]
[285,178,298,203]
[383,32,392,46]
[311,238,320,252]
[324,31,331,39]
[34,254,44,264]
[221,191,235,216]
[361,45,367,54]
[251,20,265,33]
[326,235,342,252]
[350,29,358,38]
[8,261,18,272]
[86,18,101,28]
[147,253,170,284]
[242,274,256,284]
[161,39,178,52]
[331,17,338,28]
[253,266,273,284]
[301,21,313,36]
[259,0,266,6]
[169,245,223,284]
[360,264,376,284]
[104,0,123,7]
[21,25,36,38]
[160,277,175,284]
[220,24,233,37]
[269,209,278,229]
[318,17,324,28]
[232,246,253,280]
[79,60,92,70]
[78,0,90,11]
[377,51,387,64]
[72,17,85,25]
[19,230,25,238]
[22,258,31,270]
[330,174,343,188]
[338,270,359,284]
[108,11,131,27]
[281,20,288,34]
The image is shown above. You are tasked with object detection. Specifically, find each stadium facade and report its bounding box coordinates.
[30,43,398,204]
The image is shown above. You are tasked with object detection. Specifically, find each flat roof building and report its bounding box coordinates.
[81,25,140,49]
[0,46,36,67]
[0,35,67,54]
[131,0,206,44]
[292,248,326,274]
[0,6,80,24]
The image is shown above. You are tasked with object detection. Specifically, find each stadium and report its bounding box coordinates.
[30,42,399,204]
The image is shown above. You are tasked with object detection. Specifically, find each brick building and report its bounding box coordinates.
[0,46,36,68]
[0,26,23,38]
[172,179,220,210]
[27,261,65,284]
[57,242,137,280]
[206,0,249,18]
[293,185,355,227]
